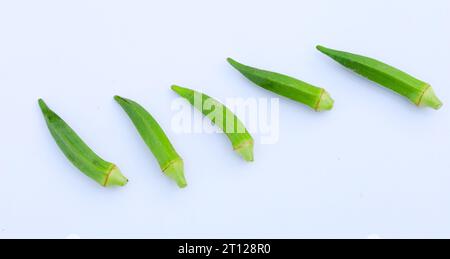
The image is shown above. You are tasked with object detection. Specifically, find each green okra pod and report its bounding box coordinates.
[227,58,334,111]
[38,99,128,187]
[171,85,254,162]
[114,96,187,188]
[316,45,443,110]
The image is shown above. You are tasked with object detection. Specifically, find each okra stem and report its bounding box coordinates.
[38,99,128,187]
[317,45,443,109]
[227,58,334,111]
[114,96,187,188]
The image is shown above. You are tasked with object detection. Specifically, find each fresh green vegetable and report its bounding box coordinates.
[38,99,128,187]
[227,58,334,111]
[316,45,443,109]
[114,96,187,188]
[171,85,254,162]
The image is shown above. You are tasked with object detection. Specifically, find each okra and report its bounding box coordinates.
[38,99,128,187]
[227,58,334,111]
[114,96,187,188]
[316,45,443,109]
[171,85,254,162]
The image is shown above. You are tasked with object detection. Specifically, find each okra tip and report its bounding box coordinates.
[420,86,443,110]
[316,45,344,60]
[104,165,129,187]
[234,141,254,162]
[38,98,45,105]
[316,45,333,55]
[316,45,326,52]
[171,85,188,97]
[316,90,334,112]
[226,57,241,69]
[114,95,128,104]
[163,159,187,188]
[38,98,48,112]
[227,57,247,72]
[38,98,57,120]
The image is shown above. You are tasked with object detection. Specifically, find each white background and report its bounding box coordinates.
[1,0,449,239]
